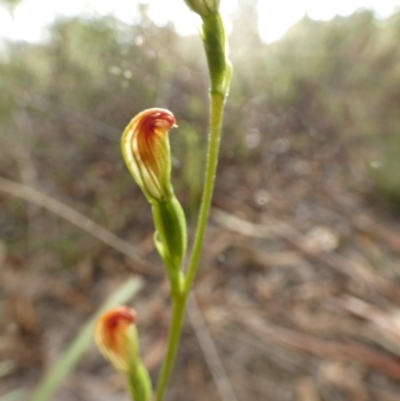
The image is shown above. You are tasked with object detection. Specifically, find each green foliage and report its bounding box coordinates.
[1,6,400,267]
[229,10,400,204]
[279,12,400,204]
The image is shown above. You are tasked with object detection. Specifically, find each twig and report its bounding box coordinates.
[187,294,239,401]
[224,315,400,382]
[339,295,400,343]
[0,177,152,273]
[211,208,400,304]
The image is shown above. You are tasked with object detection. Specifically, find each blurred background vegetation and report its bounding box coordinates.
[1,4,400,261]
[2,1,400,400]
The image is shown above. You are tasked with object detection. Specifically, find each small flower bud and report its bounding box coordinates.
[121,108,177,202]
[183,0,220,17]
[94,306,138,373]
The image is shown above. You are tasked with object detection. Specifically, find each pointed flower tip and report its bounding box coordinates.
[122,108,177,202]
[137,108,176,134]
[94,306,137,373]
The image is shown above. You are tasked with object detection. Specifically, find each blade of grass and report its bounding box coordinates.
[0,390,25,401]
[29,277,143,401]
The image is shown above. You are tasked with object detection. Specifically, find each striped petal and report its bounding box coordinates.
[121,108,176,202]
[94,306,137,373]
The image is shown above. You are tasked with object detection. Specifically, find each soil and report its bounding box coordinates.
[2,118,400,401]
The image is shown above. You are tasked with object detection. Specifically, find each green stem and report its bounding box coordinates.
[184,92,225,292]
[154,292,187,401]
[127,361,153,401]
[154,92,226,401]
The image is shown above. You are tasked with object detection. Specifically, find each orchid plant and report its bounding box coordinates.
[94,1,232,400]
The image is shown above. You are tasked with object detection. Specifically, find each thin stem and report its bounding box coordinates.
[154,293,187,401]
[154,91,226,401]
[184,92,225,292]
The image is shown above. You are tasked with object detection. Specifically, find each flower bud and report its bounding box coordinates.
[94,306,138,373]
[121,108,177,202]
[183,0,220,17]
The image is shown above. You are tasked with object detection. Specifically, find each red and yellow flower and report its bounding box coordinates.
[121,108,177,202]
[94,306,138,373]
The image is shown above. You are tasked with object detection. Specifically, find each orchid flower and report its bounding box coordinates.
[94,306,152,401]
[121,108,187,292]
[94,306,138,373]
[121,108,177,203]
